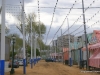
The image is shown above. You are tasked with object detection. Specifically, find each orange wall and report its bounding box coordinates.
[63,51,69,60]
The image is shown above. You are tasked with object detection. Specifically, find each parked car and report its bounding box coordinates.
[18,59,23,66]
[45,58,56,62]
[8,59,19,68]
[18,59,27,66]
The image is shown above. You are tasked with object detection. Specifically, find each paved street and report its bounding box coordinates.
[5,60,100,75]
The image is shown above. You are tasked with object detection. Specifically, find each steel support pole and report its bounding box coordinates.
[48,46,49,57]
[57,35,59,61]
[67,18,72,66]
[35,37,37,63]
[82,0,89,70]
[22,0,26,74]
[12,41,14,70]
[55,42,56,59]
[0,0,5,75]
[61,29,64,63]
[49,46,51,58]
[31,17,33,68]
[34,33,36,65]
[39,21,41,57]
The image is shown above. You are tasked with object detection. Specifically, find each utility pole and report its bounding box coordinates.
[0,0,5,75]
[49,45,51,58]
[31,16,33,68]
[0,6,2,14]
[36,37,37,59]
[55,40,56,59]
[22,0,26,74]
[48,46,49,58]
[61,29,64,63]
[67,18,71,66]
[39,22,41,37]
[56,35,58,61]
[45,44,47,58]
[39,21,41,57]
[82,0,89,70]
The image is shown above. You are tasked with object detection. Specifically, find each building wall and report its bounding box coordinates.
[57,34,74,51]
[63,51,69,61]
[0,35,10,61]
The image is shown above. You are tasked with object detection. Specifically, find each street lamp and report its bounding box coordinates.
[10,35,16,74]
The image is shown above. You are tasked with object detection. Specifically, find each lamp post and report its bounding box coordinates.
[10,35,16,74]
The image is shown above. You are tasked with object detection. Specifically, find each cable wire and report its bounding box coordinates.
[6,4,100,9]
[70,8,100,34]
[45,0,59,45]
[48,0,79,45]
[74,20,100,35]
[38,0,40,23]
[37,0,41,38]
[62,0,97,35]
[48,0,97,45]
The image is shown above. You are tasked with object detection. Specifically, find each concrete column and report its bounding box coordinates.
[0,0,5,75]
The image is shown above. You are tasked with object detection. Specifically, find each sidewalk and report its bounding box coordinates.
[5,62,10,72]
[5,68,10,72]
[5,64,32,75]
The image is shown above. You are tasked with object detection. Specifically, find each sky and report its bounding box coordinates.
[0,0,100,45]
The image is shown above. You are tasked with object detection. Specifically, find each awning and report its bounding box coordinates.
[89,43,100,50]
[82,43,100,51]
[82,45,91,51]
[89,49,100,68]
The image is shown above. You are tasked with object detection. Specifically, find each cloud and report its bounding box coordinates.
[1,0,100,45]
[5,0,33,5]
[6,13,19,25]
